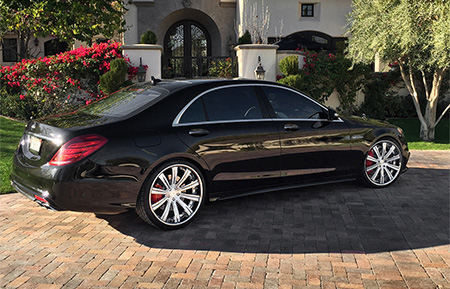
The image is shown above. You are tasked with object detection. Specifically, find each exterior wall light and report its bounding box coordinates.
[254,56,265,80]
[137,57,146,82]
[34,38,39,47]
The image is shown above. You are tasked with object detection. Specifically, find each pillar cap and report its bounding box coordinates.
[234,44,279,51]
[121,44,163,51]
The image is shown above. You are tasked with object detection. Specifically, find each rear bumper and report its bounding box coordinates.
[11,178,59,211]
[10,156,141,213]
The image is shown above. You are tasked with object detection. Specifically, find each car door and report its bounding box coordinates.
[259,85,353,185]
[173,85,281,197]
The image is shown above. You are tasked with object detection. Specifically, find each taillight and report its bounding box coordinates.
[49,134,108,166]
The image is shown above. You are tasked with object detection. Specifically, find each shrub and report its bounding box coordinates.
[358,71,420,119]
[0,86,38,120]
[278,74,303,90]
[279,55,299,76]
[238,30,252,45]
[100,58,128,94]
[140,30,157,44]
[208,58,235,78]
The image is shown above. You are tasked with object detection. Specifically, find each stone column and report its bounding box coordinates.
[234,44,279,82]
[121,44,163,81]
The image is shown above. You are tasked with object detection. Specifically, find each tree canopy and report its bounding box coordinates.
[347,0,450,72]
[0,0,126,59]
[346,0,450,141]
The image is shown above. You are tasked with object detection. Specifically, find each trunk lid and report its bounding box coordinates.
[17,111,118,167]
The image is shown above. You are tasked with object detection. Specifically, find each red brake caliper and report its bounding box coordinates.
[366,150,374,173]
[151,184,164,204]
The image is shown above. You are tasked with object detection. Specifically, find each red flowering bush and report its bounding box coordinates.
[278,49,370,113]
[0,41,143,120]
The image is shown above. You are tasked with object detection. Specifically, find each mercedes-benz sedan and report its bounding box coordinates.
[11,79,409,229]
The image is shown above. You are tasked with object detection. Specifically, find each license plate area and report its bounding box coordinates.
[29,136,42,154]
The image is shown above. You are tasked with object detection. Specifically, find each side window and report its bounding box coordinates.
[179,98,206,124]
[262,87,325,119]
[202,86,263,121]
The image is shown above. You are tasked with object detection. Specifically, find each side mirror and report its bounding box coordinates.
[327,108,339,121]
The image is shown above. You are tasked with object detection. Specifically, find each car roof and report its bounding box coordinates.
[147,78,280,93]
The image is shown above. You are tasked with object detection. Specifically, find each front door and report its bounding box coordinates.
[164,20,210,78]
[259,85,353,185]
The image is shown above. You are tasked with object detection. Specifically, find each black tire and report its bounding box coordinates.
[136,160,205,229]
[362,139,403,188]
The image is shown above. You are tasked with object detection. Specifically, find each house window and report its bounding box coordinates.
[2,38,17,62]
[44,39,68,56]
[301,4,314,17]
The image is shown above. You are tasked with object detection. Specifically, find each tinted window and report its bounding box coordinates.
[202,86,262,121]
[179,98,206,123]
[80,84,163,117]
[262,87,325,119]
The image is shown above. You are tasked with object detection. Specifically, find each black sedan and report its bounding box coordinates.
[11,79,409,229]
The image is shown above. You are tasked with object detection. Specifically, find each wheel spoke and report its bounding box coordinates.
[366,155,378,163]
[370,167,381,181]
[177,169,191,187]
[152,196,169,211]
[385,145,396,159]
[151,187,166,195]
[385,163,400,171]
[367,163,379,172]
[380,168,385,184]
[384,167,394,181]
[180,193,200,202]
[171,167,178,186]
[374,146,381,158]
[176,198,193,215]
[382,142,387,158]
[180,180,199,191]
[386,155,400,163]
[161,199,171,221]
[172,200,181,223]
[159,173,171,190]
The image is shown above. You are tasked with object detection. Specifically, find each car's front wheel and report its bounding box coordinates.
[137,161,205,229]
[363,139,403,187]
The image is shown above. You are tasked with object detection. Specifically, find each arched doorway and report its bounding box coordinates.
[164,20,211,78]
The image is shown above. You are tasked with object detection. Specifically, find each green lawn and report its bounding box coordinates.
[388,118,450,150]
[0,117,25,194]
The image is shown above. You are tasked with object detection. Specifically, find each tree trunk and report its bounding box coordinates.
[422,98,437,141]
[18,31,32,60]
[421,69,445,141]
[399,63,446,141]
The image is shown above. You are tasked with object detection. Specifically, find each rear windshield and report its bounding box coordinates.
[80,84,166,117]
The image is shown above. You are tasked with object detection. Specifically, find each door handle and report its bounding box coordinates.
[284,124,299,131]
[189,128,209,136]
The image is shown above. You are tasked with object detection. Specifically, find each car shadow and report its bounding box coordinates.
[96,167,449,254]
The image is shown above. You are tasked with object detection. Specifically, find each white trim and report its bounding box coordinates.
[172,83,342,127]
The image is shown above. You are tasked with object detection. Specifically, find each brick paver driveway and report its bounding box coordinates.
[1,150,449,289]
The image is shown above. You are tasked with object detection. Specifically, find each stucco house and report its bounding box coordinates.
[123,0,351,78]
[1,0,352,78]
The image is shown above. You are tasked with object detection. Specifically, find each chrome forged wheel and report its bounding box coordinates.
[137,162,204,229]
[363,139,402,187]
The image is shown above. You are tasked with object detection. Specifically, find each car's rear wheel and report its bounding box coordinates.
[363,139,402,187]
[136,161,205,229]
